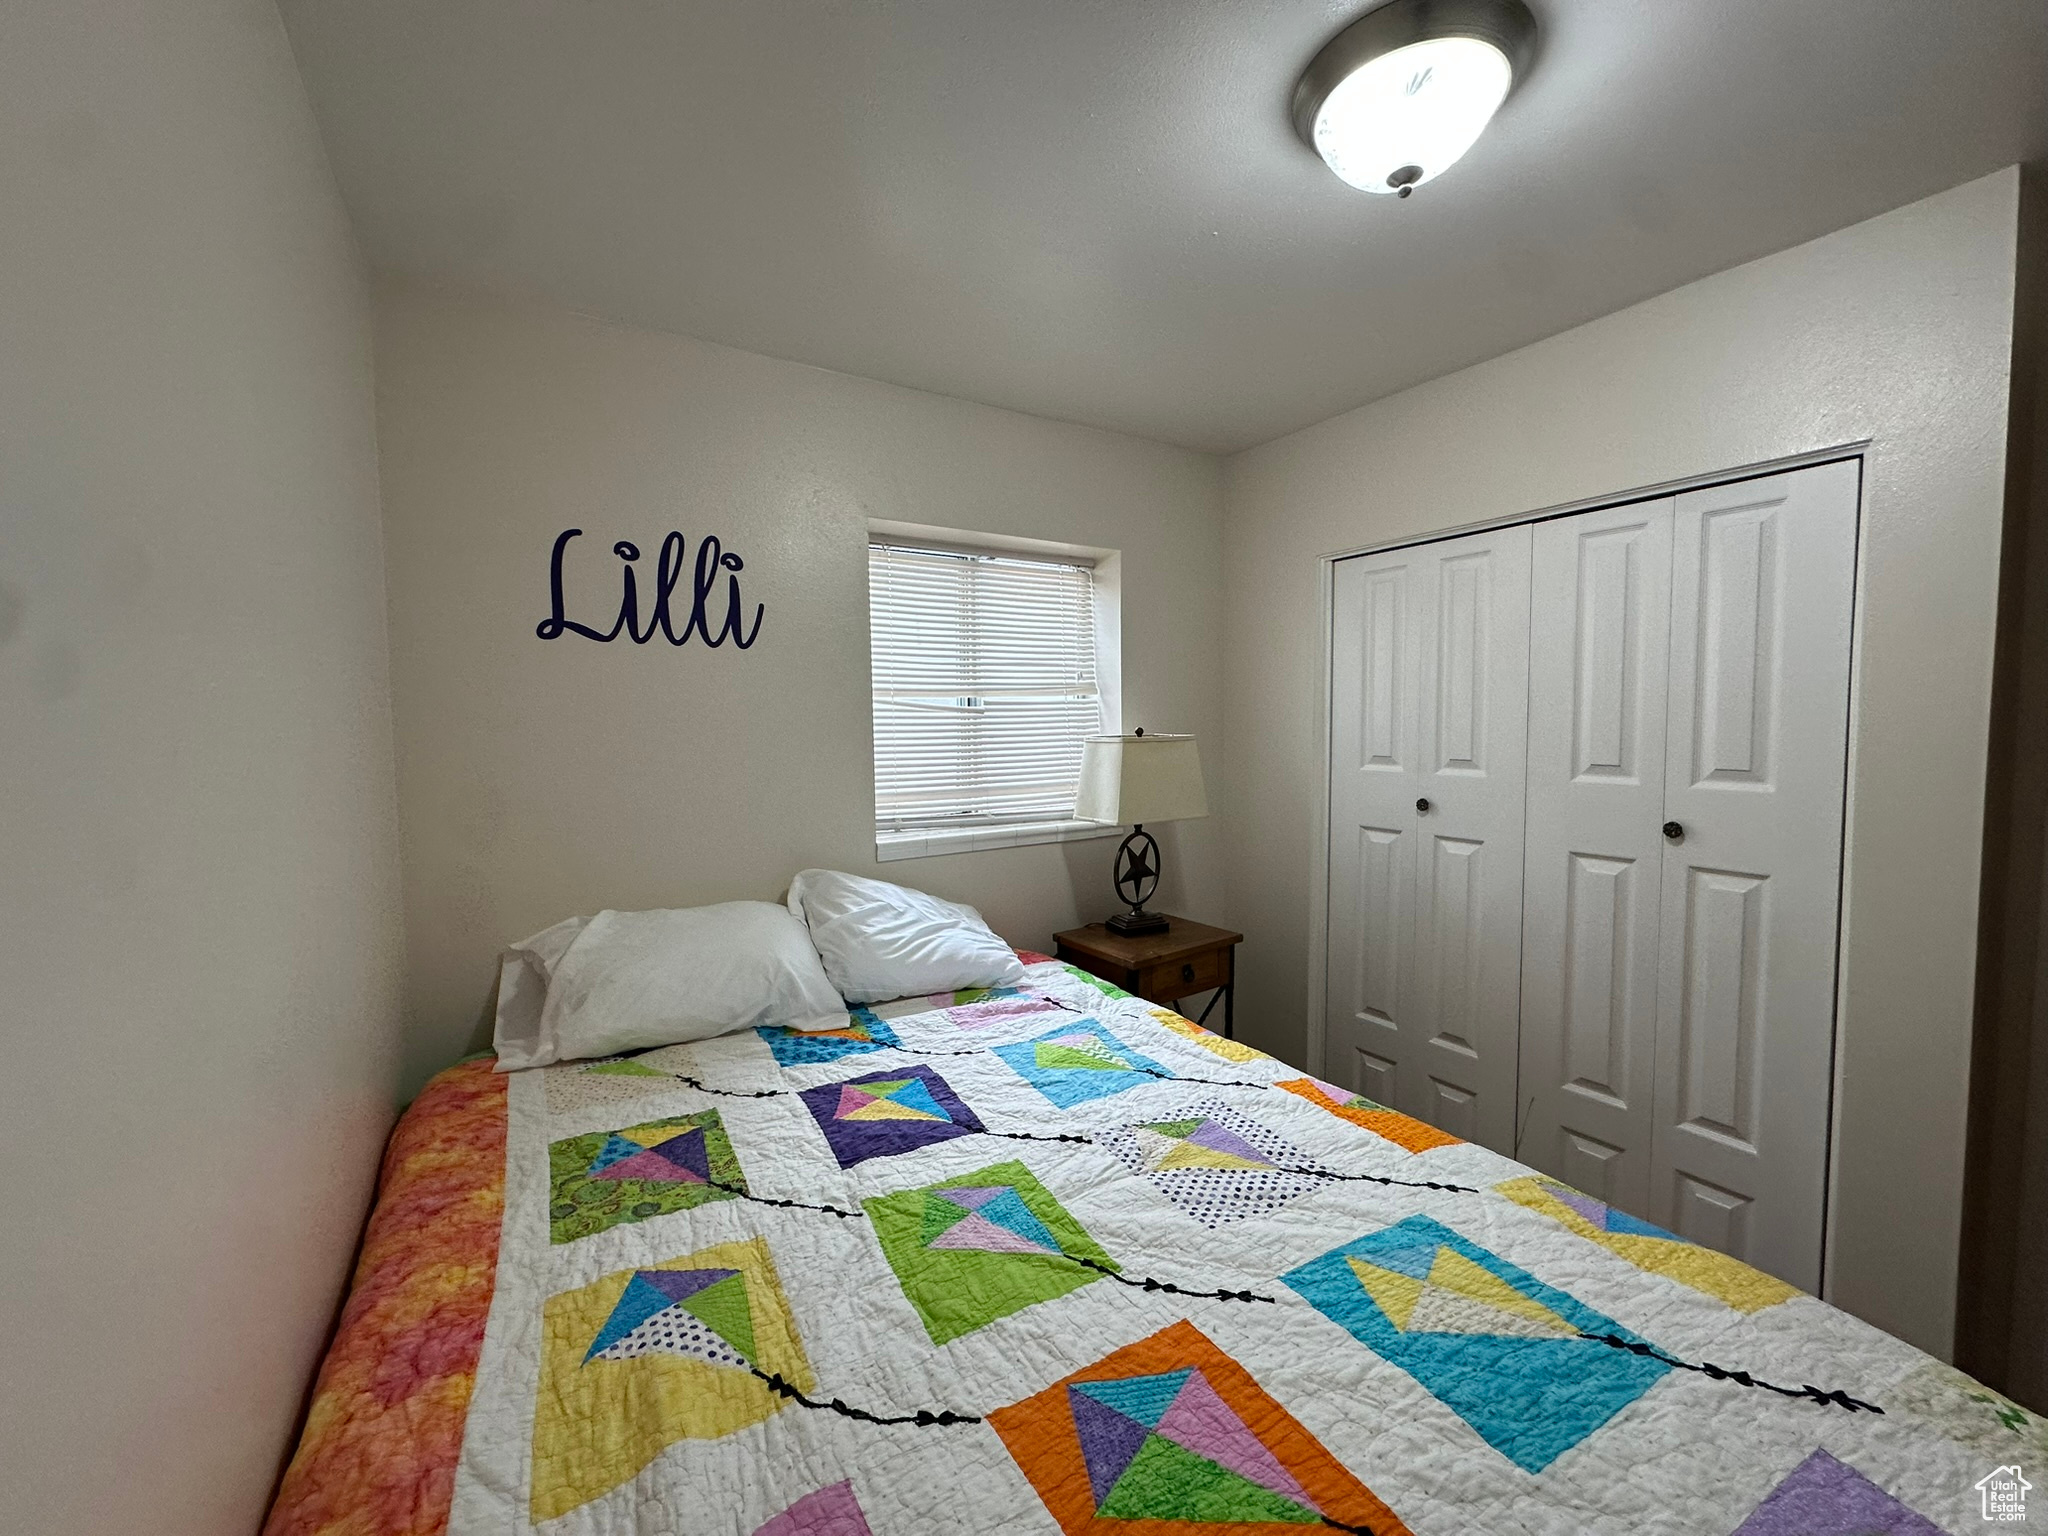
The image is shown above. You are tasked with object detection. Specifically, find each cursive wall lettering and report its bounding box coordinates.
[536,528,764,649]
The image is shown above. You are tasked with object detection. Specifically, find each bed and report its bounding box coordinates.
[265,956,2043,1535]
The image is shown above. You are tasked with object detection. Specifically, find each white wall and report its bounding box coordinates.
[1221,170,2021,1358]
[0,3,405,1533]
[375,281,1225,1096]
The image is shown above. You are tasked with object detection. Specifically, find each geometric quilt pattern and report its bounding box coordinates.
[1496,1175,1800,1314]
[863,1159,1117,1344]
[935,984,1034,1010]
[1283,1215,1671,1473]
[993,1019,1169,1109]
[1061,965,1135,1001]
[757,1012,902,1067]
[1277,1075,1462,1154]
[798,1063,985,1168]
[1887,1359,2048,1470]
[988,1319,1414,1535]
[1151,1006,1266,1063]
[1095,1098,1325,1227]
[544,1054,679,1116]
[547,1111,745,1244]
[753,1479,873,1536]
[859,985,1033,1024]
[1730,1448,1945,1536]
[940,993,1068,1032]
[529,1236,812,1522]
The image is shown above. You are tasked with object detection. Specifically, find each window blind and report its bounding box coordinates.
[869,541,1103,833]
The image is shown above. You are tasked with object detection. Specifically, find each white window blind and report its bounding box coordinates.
[869,541,1103,835]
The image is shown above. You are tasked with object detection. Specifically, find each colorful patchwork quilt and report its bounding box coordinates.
[266,960,2045,1535]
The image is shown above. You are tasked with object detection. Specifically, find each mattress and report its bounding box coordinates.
[264,958,2044,1535]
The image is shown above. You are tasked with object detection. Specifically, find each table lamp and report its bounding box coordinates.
[1073,729,1208,935]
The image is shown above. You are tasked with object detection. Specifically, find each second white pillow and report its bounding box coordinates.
[500,901,848,1070]
[788,869,1026,1004]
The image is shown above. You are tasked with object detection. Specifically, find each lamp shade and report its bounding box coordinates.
[1073,733,1208,826]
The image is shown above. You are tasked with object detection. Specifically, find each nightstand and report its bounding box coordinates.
[1052,916,1243,1038]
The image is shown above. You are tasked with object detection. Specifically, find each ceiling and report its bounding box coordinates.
[278,0,2048,454]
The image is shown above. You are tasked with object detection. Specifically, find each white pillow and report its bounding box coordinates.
[492,915,591,1071]
[492,902,847,1071]
[786,869,1025,1005]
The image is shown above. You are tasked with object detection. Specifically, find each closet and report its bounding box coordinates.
[1324,460,1857,1290]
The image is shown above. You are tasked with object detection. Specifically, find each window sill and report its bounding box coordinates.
[876,820,1125,863]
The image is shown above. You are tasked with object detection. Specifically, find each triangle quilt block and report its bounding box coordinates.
[798,1064,984,1168]
[1277,1075,1464,1153]
[531,1236,811,1523]
[1284,1215,1672,1473]
[757,1009,902,1067]
[1097,1098,1326,1227]
[989,1320,1411,1536]
[1494,1175,1800,1314]
[863,1160,1117,1344]
[547,1111,746,1244]
[992,1019,1170,1108]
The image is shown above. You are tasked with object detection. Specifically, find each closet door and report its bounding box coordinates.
[1649,461,1857,1292]
[1515,500,1674,1213]
[1327,524,1531,1150]
[1328,549,1420,1116]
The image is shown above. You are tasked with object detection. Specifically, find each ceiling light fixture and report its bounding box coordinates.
[1292,0,1536,197]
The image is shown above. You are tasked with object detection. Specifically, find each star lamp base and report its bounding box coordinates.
[1105,907,1170,936]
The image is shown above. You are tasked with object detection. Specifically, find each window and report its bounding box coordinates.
[868,535,1119,859]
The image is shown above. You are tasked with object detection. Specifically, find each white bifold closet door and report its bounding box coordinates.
[1514,498,1675,1211]
[1515,460,1857,1291]
[1326,523,1532,1150]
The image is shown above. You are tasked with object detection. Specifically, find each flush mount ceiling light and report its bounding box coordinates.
[1292,0,1536,197]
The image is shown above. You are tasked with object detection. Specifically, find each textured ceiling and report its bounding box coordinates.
[279,0,2048,452]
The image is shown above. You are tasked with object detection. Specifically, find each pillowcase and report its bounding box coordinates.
[493,901,847,1071]
[492,914,591,1071]
[786,869,1026,1005]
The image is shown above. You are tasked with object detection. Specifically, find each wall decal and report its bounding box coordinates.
[537,528,763,649]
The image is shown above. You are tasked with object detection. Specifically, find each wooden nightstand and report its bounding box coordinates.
[1052,916,1243,1038]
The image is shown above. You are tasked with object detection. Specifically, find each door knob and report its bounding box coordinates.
[1416,797,1431,813]
[1663,821,1684,841]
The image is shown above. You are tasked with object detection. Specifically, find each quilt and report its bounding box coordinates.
[266,960,2048,1535]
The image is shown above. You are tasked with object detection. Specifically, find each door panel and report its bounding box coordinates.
[1426,1078,1479,1141]
[1328,525,1531,1153]
[1350,1046,1398,1106]
[1561,852,1634,1100]
[1424,834,1483,1052]
[1674,867,1766,1146]
[1358,565,1408,768]
[1516,501,1673,1214]
[1412,526,1532,1152]
[1352,825,1407,1027]
[1328,551,1422,1129]
[1557,1128,1627,1205]
[1672,1172,1754,1255]
[1649,460,1857,1292]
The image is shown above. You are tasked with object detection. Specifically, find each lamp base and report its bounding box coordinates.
[1106,908,1169,936]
